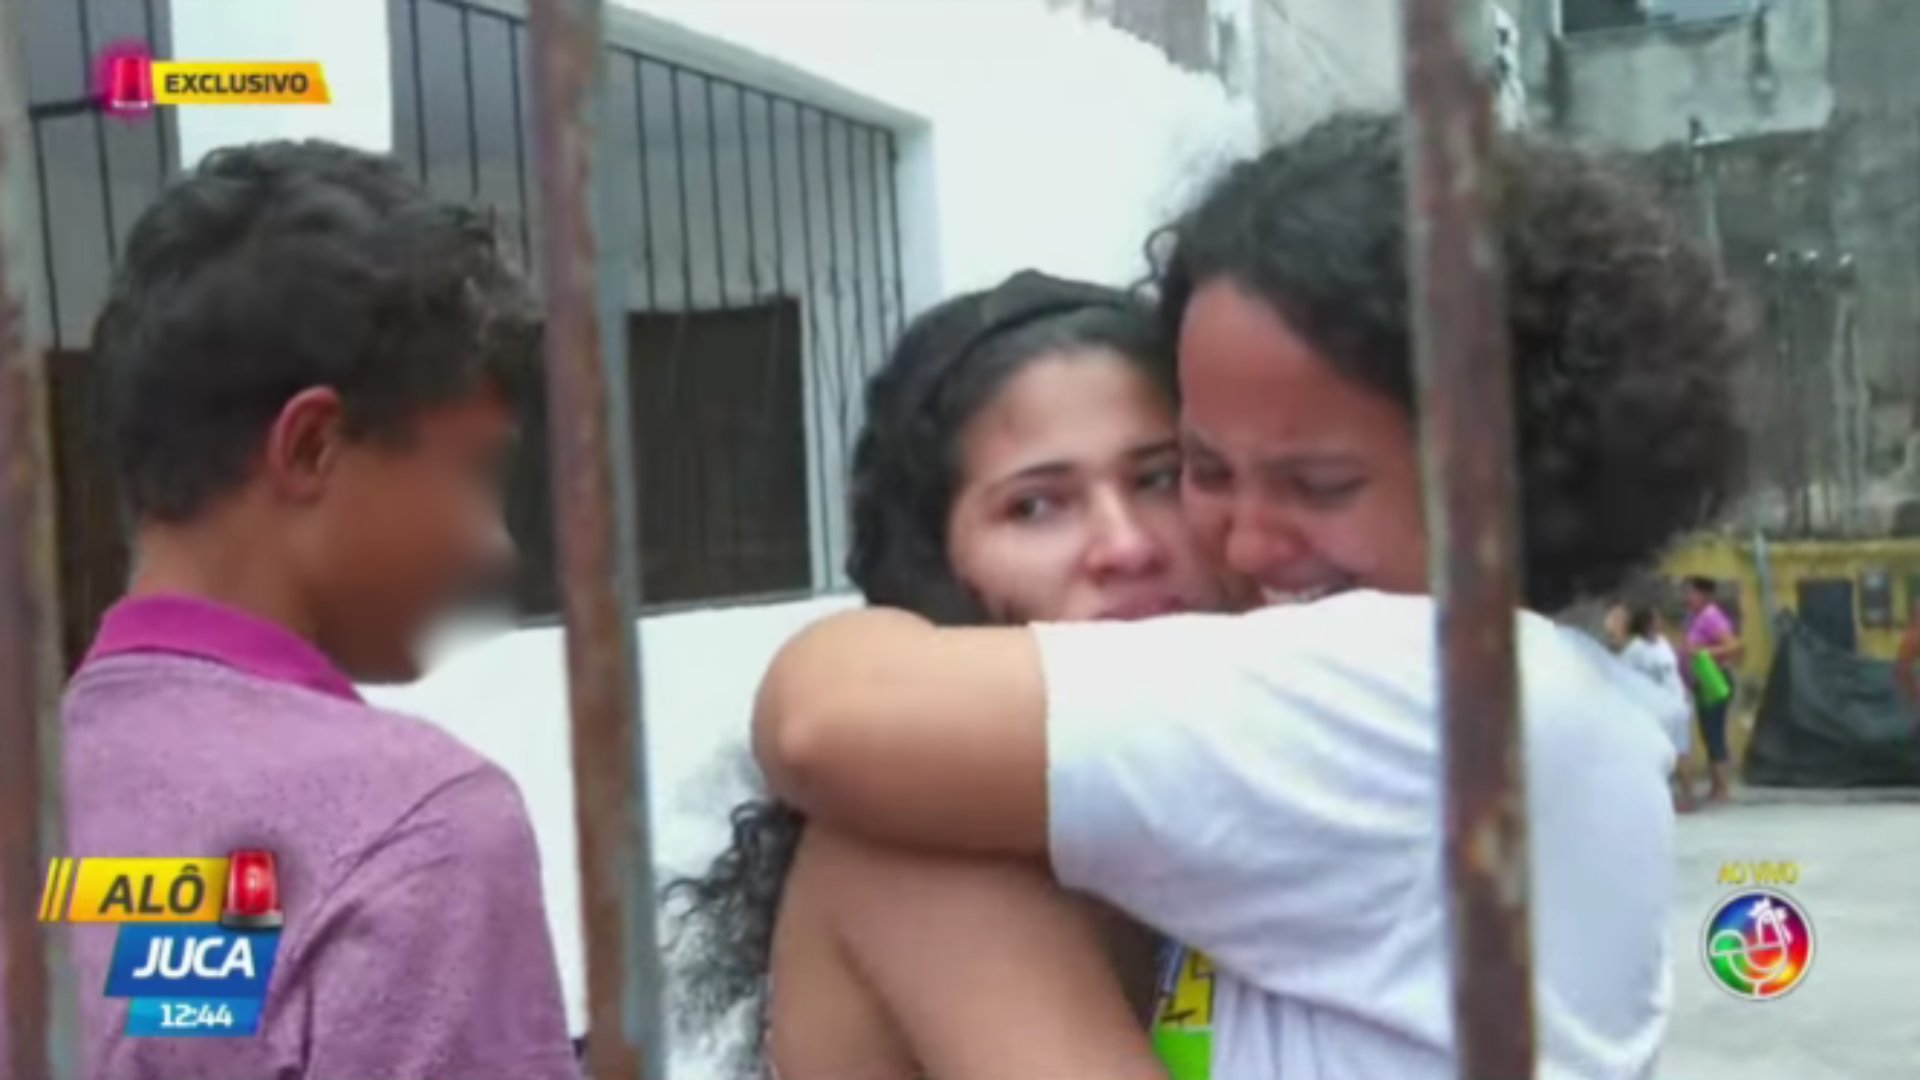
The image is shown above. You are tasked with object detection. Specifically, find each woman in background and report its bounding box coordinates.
[1610,601,1697,810]
[1897,596,1919,729]
[668,270,1231,1079]
[1683,575,1745,803]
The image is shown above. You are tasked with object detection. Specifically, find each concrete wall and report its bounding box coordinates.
[1826,0,1920,406]
[1556,0,1920,529]
[1250,0,1405,141]
[1557,0,1833,151]
[1248,0,1530,141]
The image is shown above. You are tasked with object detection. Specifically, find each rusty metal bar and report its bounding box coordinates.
[1400,1,1536,1078]
[0,0,78,1073]
[523,1,666,1078]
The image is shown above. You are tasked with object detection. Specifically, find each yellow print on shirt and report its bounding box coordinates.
[1151,947,1215,1080]
[1157,950,1216,1029]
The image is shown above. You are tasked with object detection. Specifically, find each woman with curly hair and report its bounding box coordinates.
[668,270,1231,1078]
[752,112,1746,1079]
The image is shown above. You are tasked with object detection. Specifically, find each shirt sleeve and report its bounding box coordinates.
[1035,594,1440,1000]
[288,765,581,1080]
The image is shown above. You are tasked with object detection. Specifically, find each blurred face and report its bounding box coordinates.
[1684,585,1712,614]
[288,386,519,682]
[1604,604,1630,648]
[945,350,1223,623]
[1177,279,1428,605]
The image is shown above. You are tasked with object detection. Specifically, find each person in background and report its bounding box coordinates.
[669,270,1232,1080]
[1682,575,1744,803]
[1609,601,1697,811]
[30,141,578,1080]
[1897,595,1920,730]
[752,113,1743,1080]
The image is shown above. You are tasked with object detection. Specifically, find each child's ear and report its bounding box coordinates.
[264,387,348,504]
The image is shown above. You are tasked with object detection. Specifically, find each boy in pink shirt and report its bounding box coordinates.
[14,141,578,1079]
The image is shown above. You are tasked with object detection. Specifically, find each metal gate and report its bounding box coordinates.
[0,1,1537,1078]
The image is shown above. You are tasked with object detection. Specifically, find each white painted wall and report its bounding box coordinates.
[619,0,1258,299]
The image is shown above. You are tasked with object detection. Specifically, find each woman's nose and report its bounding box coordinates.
[1085,492,1165,577]
[1222,502,1307,581]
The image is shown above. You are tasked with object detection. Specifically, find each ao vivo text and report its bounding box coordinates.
[1716,860,1801,887]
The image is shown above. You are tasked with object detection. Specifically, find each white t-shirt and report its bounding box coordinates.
[1035,592,1678,1080]
[1617,636,1694,757]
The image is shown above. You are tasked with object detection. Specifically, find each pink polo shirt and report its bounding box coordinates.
[44,594,580,1080]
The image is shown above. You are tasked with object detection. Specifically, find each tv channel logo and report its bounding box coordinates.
[1702,885,1815,1001]
[42,851,285,1037]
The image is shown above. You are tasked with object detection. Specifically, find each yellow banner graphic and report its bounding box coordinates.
[52,858,229,923]
[150,62,331,106]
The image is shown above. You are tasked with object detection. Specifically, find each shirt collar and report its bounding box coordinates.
[84,594,363,703]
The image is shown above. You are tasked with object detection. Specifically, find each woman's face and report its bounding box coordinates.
[1604,605,1631,647]
[945,350,1225,623]
[1176,279,1429,605]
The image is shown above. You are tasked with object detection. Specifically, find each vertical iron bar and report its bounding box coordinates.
[407,0,429,182]
[523,2,665,1079]
[704,77,726,307]
[819,110,851,445]
[507,21,532,266]
[141,0,169,180]
[737,86,759,299]
[670,68,693,309]
[0,0,78,1073]
[30,122,61,351]
[862,127,888,350]
[630,58,657,311]
[76,0,119,263]
[843,119,869,386]
[795,105,832,587]
[459,5,481,199]
[884,130,905,337]
[1401,2,1534,1078]
[766,94,786,303]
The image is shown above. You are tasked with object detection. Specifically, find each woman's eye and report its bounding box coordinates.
[1295,476,1365,505]
[1138,464,1181,493]
[1009,494,1061,522]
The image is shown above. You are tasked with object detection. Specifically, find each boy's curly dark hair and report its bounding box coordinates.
[1154,113,1750,611]
[92,139,537,521]
[662,272,1172,1075]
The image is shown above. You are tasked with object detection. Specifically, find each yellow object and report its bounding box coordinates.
[47,858,228,923]
[151,62,331,106]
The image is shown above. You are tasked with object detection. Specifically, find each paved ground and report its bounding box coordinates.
[1660,793,1920,1080]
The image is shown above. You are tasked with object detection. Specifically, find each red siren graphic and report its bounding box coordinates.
[220,849,283,930]
[97,42,154,119]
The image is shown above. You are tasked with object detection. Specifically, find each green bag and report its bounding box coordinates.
[1693,649,1733,707]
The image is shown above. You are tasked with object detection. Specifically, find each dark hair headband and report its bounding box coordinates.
[899,270,1143,418]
